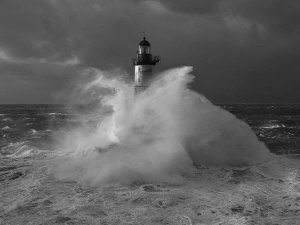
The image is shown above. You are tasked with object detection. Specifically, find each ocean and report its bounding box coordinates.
[1,103,299,224]
[1,104,300,158]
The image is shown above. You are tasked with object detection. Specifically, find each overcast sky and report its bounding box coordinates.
[0,0,299,104]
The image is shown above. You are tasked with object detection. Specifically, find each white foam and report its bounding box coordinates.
[1,141,43,158]
[2,118,12,122]
[54,67,271,185]
[261,122,286,129]
[2,126,10,130]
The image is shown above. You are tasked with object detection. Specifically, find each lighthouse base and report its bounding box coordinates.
[134,85,148,95]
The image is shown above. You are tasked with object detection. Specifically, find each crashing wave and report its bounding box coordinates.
[53,67,271,185]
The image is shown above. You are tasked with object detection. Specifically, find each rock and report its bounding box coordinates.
[9,171,24,180]
[142,185,162,192]
[230,205,244,213]
[55,216,72,223]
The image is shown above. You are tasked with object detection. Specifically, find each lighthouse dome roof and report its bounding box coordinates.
[139,37,151,46]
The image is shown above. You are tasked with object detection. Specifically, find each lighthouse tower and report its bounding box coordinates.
[133,37,160,95]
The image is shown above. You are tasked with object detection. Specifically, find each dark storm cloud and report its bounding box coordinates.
[0,0,74,62]
[150,0,300,102]
[131,0,222,14]
[222,0,300,33]
[0,0,299,103]
[156,0,300,33]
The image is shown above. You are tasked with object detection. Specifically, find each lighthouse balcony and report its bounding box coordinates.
[133,55,161,65]
[153,55,161,63]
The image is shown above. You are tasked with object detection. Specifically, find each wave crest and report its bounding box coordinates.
[54,67,271,185]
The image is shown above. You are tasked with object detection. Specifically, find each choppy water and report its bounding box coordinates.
[1,104,300,224]
[222,104,300,156]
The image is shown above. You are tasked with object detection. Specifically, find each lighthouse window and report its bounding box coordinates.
[139,46,143,54]
[145,47,150,54]
[139,46,151,54]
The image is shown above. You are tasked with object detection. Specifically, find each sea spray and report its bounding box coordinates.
[54,66,271,185]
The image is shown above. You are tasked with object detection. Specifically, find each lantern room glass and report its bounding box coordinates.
[139,45,151,54]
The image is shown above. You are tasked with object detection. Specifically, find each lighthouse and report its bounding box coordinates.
[133,37,160,95]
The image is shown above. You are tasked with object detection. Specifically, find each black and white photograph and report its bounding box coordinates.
[0,0,300,224]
